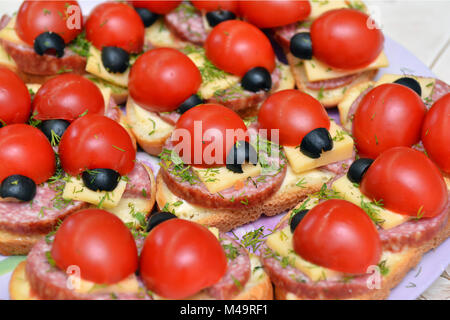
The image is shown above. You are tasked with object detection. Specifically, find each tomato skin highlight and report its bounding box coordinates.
[15,1,83,46]
[311,9,384,70]
[293,199,381,274]
[0,67,31,125]
[239,0,311,28]
[258,89,330,146]
[130,0,182,14]
[352,83,426,159]
[421,93,450,174]
[51,209,138,284]
[32,74,104,121]
[205,20,275,77]
[59,115,136,176]
[0,124,55,184]
[361,147,448,218]
[129,48,202,112]
[140,219,227,299]
[86,2,144,53]
[174,104,248,167]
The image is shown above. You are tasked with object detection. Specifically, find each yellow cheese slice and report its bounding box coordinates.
[26,83,41,95]
[332,176,411,229]
[338,81,375,131]
[208,226,219,239]
[310,0,349,19]
[187,51,239,100]
[274,63,296,92]
[130,99,174,140]
[375,73,436,100]
[62,176,127,209]
[192,163,262,194]
[104,198,151,226]
[0,45,17,70]
[145,18,188,49]
[283,121,354,174]
[74,274,139,294]
[0,16,26,46]
[86,46,129,88]
[304,51,389,82]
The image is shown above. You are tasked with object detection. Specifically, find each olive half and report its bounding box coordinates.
[101,46,130,74]
[394,77,422,96]
[38,119,70,145]
[299,128,333,159]
[241,67,272,93]
[290,209,309,233]
[290,32,312,60]
[34,32,65,58]
[146,212,177,232]
[206,10,236,27]
[135,7,159,27]
[82,169,120,192]
[347,158,374,184]
[177,94,204,114]
[0,175,36,202]
[226,141,258,173]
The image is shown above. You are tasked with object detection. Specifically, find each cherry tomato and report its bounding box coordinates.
[0,124,55,184]
[352,84,426,159]
[129,48,201,112]
[421,93,450,174]
[173,104,248,167]
[205,20,275,77]
[293,199,381,274]
[15,1,82,46]
[140,219,227,299]
[0,67,31,125]
[51,209,138,284]
[361,147,448,218]
[32,74,104,122]
[130,0,182,14]
[258,89,329,146]
[311,9,384,70]
[239,0,311,28]
[59,115,135,176]
[85,2,144,53]
[191,0,239,13]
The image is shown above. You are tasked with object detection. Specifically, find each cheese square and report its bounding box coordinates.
[74,274,139,294]
[310,0,351,20]
[0,16,26,46]
[375,74,436,100]
[284,122,354,174]
[332,176,411,229]
[63,176,127,209]
[130,99,174,140]
[192,163,262,194]
[86,46,129,88]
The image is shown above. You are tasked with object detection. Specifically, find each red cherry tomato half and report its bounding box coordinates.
[258,89,330,146]
[130,0,182,14]
[352,84,426,159]
[0,124,55,184]
[86,2,144,53]
[293,199,381,274]
[32,74,104,122]
[15,1,83,45]
[0,67,31,125]
[129,48,202,112]
[191,0,239,13]
[51,209,138,284]
[174,104,248,167]
[239,0,311,28]
[311,9,384,70]
[421,93,450,174]
[205,20,275,77]
[140,219,227,299]
[59,115,136,176]
[361,147,448,218]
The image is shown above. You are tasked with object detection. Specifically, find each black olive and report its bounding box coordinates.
[394,77,422,96]
[0,175,36,202]
[146,212,177,232]
[82,169,120,192]
[226,141,258,173]
[241,67,272,93]
[34,32,65,58]
[299,128,333,159]
[347,158,374,184]
[38,119,70,145]
[101,46,130,74]
[135,7,159,27]
[177,94,204,114]
[290,32,313,60]
[206,10,236,27]
[290,209,309,233]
